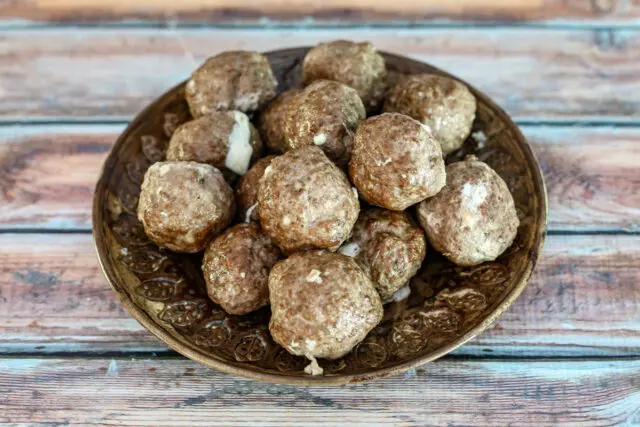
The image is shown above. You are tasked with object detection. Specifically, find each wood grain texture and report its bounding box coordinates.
[1,357,638,426]
[1,29,638,120]
[1,233,638,357]
[0,125,113,231]
[1,0,638,24]
[2,125,639,232]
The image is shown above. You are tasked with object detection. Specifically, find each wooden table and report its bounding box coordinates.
[1,1,639,425]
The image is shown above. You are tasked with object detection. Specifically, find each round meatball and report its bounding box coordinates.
[384,74,476,155]
[137,162,234,253]
[203,223,280,315]
[269,250,383,362]
[417,155,519,266]
[258,146,359,254]
[284,80,365,167]
[235,155,276,222]
[303,40,387,112]
[339,208,426,302]
[257,89,300,154]
[349,113,446,211]
[185,51,277,117]
[166,111,263,177]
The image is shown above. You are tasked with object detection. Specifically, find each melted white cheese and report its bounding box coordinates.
[313,133,327,145]
[225,111,253,175]
[392,284,411,302]
[338,242,361,258]
[244,203,258,223]
[461,182,488,212]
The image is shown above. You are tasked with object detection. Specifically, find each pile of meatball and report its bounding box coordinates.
[136,41,519,375]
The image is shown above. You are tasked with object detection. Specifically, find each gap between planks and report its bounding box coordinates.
[1,0,639,28]
[3,117,640,127]
[1,21,640,30]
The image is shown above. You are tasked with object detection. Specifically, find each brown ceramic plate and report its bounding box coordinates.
[93,47,547,385]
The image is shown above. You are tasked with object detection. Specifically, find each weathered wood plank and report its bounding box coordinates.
[1,29,638,119]
[1,357,638,426]
[3,125,639,232]
[0,125,113,231]
[1,233,638,357]
[1,0,638,25]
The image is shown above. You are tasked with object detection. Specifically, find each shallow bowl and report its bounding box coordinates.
[93,47,547,385]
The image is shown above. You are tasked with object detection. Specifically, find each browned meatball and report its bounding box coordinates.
[257,89,300,154]
[258,146,359,254]
[349,113,446,211]
[384,74,476,155]
[284,80,365,167]
[338,208,426,302]
[185,51,277,117]
[269,250,383,365]
[203,223,280,315]
[235,155,276,222]
[166,111,263,177]
[137,161,234,253]
[417,155,519,266]
[303,40,387,112]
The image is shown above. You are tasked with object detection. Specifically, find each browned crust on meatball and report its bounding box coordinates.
[284,80,365,167]
[257,90,301,154]
[235,155,276,222]
[384,74,476,155]
[269,250,383,359]
[349,113,446,211]
[185,51,277,117]
[203,223,281,315]
[303,40,387,112]
[137,161,235,253]
[258,146,360,254]
[417,155,519,266]
[166,111,263,177]
[339,208,426,302]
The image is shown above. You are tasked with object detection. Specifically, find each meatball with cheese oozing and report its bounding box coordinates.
[166,111,263,180]
[339,208,426,302]
[258,146,359,254]
[417,155,519,266]
[269,250,383,374]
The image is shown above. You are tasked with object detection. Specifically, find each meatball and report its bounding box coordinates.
[303,40,387,112]
[384,74,476,155]
[166,111,263,177]
[417,155,519,266]
[257,89,300,154]
[137,161,234,253]
[235,155,276,222]
[185,51,277,117]
[258,146,359,254]
[203,223,280,315]
[284,80,365,167]
[339,208,426,302]
[269,250,383,365]
[349,113,446,211]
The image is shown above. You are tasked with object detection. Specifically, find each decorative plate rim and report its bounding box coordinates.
[92,47,548,385]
